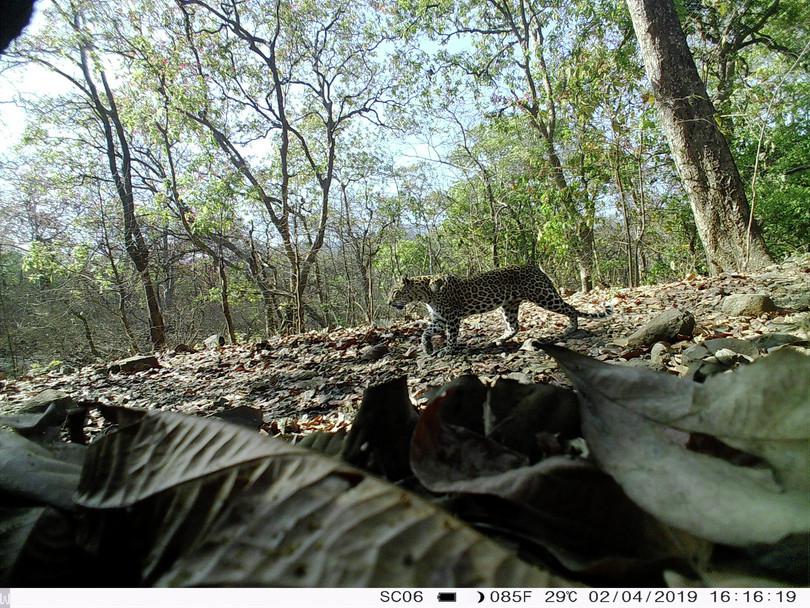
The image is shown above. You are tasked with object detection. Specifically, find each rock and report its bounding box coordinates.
[721,294,777,316]
[359,344,389,361]
[624,308,696,347]
[212,405,263,430]
[519,338,543,352]
[108,355,160,374]
[780,291,810,311]
[0,389,75,436]
[204,334,225,349]
[749,333,808,351]
[650,342,670,366]
[683,338,760,365]
[681,337,761,381]
[713,348,748,365]
[619,358,654,369]
[502,371,532,384]
[403,346,420,358]
[685,360,727,382]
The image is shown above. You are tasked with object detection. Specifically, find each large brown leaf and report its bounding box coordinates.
[0,430,83,511]
[75,411,572,587]
[340,377,417,480]
[411,380,711,585]
[0,506,89,585]
[543,345,810,547]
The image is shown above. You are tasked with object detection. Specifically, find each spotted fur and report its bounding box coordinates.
[388,265,612,354]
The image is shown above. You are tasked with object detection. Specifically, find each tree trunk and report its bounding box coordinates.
[71,309,100,359]
[625,0,772,274]
[312,258,331,329]
[76,30,167,348]
[217,255,237,344]
[99,208,141,354]
[137,266,167,349]
[576,220,594,292]
[615,162,636,287]
[116,284,140,355]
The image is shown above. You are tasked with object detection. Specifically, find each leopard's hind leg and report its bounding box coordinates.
[529,285,581,335]
[496,301,520,343]
[562,311,579,335]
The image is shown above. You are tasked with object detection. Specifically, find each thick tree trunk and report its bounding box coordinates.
[133,257,167,350]
[625,0,772,274]
[116,285,140,355]
[100,217,141,354]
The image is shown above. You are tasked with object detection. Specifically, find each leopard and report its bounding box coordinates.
[388,265,612,355]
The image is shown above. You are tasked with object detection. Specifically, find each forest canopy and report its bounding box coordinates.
[0,0,808,372]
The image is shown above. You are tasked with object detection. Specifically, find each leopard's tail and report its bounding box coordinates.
[574,302,613,319]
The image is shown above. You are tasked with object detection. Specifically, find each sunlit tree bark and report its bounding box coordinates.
[626,0,772,273]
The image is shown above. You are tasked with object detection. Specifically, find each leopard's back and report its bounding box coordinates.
[436,265,559,317]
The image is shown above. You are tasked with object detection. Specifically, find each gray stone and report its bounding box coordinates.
[519,338,543,352]
[685,360,728,382]
[212,405,263,430]
[683,338,760,365]
[749,333,808,351]
[721,294,777,316]
[0,389,75,435]
[650,342,670,366]
[782,291,810,311]
[619,358,654,368]
[23,389,73,412]
[204,334,225,349]
[108,354,160,374]
[360,344,389,361]
[713,348,748,364]
[625,308,696,347]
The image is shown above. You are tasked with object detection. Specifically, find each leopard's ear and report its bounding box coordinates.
[429,276,447,293]
[402,277,412,286]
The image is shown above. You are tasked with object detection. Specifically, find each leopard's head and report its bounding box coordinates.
[388,277,430,310]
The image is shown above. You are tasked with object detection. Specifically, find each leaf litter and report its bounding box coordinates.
[0,256,808,586]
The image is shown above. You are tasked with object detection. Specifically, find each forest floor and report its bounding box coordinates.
[2,254,808,440]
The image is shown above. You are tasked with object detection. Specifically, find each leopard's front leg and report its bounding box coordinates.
[421,317,445,355]
[445,317,460,350]
[429,317,461,356]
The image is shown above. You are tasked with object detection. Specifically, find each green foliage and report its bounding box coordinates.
[22,242,63,283]
[28,359,63,376]
[0,0,807,363]
[739,120,810,259]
